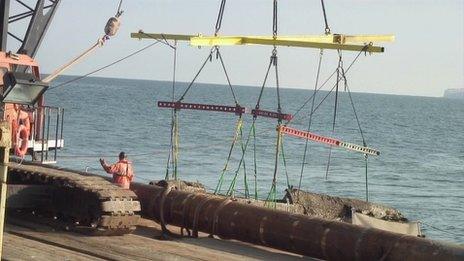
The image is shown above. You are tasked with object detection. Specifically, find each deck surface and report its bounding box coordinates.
[3,217,313,261]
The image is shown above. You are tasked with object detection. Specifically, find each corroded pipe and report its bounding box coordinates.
[131,182,464,261]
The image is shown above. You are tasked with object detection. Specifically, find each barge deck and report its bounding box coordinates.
[3,217,310,261]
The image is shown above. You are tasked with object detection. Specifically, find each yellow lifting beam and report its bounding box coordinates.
[131,32,394,53]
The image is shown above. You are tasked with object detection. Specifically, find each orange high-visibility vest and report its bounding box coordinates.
[104,160,134,189]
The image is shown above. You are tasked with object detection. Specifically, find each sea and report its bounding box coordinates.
[46,76,464,244]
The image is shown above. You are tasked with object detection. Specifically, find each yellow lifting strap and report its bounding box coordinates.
[131,32,394,53]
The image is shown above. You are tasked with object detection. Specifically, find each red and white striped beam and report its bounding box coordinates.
[158,101,247,115]
[279,126,380,156]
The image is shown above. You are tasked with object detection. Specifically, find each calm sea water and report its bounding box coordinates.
[46,76,464,244]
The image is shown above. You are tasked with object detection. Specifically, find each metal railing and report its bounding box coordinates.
[30,106,64,163]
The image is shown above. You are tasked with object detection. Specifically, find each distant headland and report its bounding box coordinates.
[443,88,464,99]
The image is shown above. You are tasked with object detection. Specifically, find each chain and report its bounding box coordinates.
[272,48,282,118]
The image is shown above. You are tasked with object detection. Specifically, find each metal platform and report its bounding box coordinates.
[30,139,64,152]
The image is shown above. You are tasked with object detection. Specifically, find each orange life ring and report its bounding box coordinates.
[15,124,29,157]
[18,110,30,127]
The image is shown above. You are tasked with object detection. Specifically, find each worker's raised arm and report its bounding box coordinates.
[99,158,113,174]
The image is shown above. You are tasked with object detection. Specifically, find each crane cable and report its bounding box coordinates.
[324,51,343,180]
[168,0,245,185]
[285,45,368,126]
[215,0,227,36]
[177,0,238,104]
[48,39,174,91]
[165,41,178,180]
[320,0,331,35]
[297,49,324,197]
[294,0,334,188]
[44,0,125,84]
[265,0,288,208]
[322,50,371,202]
[213,1,249,196]
[272,47,291,190]
[116,0,124,17]
[273,0,278,39]
[213,0,239,105]
[341,59,371,202]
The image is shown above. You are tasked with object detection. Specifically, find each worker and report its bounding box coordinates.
[99,151,134,189]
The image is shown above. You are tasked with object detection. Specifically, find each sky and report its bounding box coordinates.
[6,0,464,97]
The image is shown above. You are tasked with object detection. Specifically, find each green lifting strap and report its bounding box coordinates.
[280,137,290,189]
[215,117,243,194]
[240,124,250,198]
[173,111,180,180]
[165,105,180,181]
[226,120,256,197]
[264,182,277,209]
[265,128,282,209]
[252,123,258,200]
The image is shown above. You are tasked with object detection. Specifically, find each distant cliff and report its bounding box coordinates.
[443,88,464,99]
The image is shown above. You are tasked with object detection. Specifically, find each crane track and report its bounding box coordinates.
[7,160,141,236]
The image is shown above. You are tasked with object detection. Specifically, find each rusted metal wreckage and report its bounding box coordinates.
[5,161,462,260]
[140,180,464,260]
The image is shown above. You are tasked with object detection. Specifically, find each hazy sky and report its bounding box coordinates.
[7,0,464,97]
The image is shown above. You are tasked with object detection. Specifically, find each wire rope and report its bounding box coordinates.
[297,50,324,194]
[214,0,227,36]
[49,41,162,90]
[165,42,178,180]
[264,0,283,207]
[320,0,331,34]
[286,45,368,126]
[217,49,239,105]
[177,47,215,101]
[324,51,343,180]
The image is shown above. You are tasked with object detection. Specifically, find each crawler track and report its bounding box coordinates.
[7,160,141,236]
